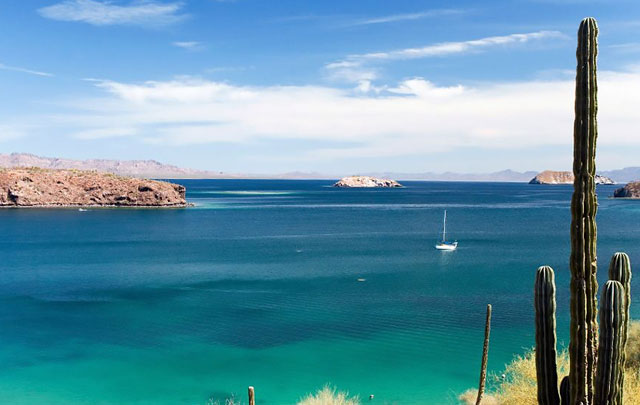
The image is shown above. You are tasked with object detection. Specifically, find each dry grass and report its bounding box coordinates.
[458,388,499,405]
[297,386,360,405]
[460,321,640,405]
[627,321,640,369]
[490,349,569,405]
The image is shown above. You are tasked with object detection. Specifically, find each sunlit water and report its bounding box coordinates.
[0,180,638,404]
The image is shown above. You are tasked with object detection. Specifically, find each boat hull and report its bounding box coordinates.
[435,243,458,251]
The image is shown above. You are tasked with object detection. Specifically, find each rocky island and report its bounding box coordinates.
[529,170,615,185]
[613,181,640,198]
[333,176,402,188]
[0,168,187,207]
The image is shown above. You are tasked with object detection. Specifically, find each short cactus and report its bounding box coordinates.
[608,253,631,404]
[594,281,627,405]
[535,266,560,405]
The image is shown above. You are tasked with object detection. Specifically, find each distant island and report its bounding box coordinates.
[613,181,640,198]
[334,176,402,188]
[529,170,615,185]
[0,168,187,207]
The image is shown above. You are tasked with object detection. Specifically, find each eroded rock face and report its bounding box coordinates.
[333,176,402,188]
[529,170,615,185]
[0,168,187,207]
[613,182,640,198]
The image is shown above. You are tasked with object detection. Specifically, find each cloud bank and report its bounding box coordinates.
[42,69,640,162]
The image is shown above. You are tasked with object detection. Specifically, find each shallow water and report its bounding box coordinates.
[0,180,638,404]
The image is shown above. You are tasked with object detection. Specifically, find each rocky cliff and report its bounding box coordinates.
[333,176,402,188]
[529,170,615,185]
[0,168,187,207]
[613,182,640,198]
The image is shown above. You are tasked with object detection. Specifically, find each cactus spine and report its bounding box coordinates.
[569,16,599,405]
[608,253,631,403]
[535,266,560,405]
[594,281,627,405]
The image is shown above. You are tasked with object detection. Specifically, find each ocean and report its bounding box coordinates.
[0,180,638,404]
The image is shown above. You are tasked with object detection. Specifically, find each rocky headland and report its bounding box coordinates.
[529,170,615,185]
[333,176,402,188]
[0,168,187,207]
[613,181,640,198]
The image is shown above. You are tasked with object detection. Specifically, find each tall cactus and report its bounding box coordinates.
[608,253,631,403]
[569,16,599,405]
[535,266,560,405]
[533,16,635,405]
[594,281,627,405]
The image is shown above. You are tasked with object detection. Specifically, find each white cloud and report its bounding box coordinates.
[0,62,53,77]
[172,41,203,50]
[351,31,566,61]
[325,31,566,85]
[45,69,640,161]
[38,0,186,27]
[351,9,466,26]
[324,60,378,85]
[72,127,138,139]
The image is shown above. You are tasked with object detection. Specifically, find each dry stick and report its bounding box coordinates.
[248,386,255,405]
[476,304,492,405]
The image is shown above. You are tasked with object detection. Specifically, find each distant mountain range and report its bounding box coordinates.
[363,169,540,182]
[599,167,640,183]
[0,153,233,179]
[1,153,639,182]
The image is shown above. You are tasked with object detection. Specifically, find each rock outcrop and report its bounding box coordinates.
[613,182,640,198]
[529,170,615,185]
[333,176,402,188]
[0,168,187,207]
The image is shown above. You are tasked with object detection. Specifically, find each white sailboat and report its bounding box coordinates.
[435,210,458,251]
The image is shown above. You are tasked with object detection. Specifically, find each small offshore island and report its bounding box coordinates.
[614,181,640,198]
[0,168,187,207]
[529,170,615,184]
[333,176,403,188]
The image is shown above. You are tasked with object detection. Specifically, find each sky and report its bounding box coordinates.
[1,0,640,174]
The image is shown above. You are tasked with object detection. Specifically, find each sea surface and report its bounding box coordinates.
[1,180,638,405]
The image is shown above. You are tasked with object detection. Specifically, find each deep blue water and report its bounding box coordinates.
[0,180,638,404]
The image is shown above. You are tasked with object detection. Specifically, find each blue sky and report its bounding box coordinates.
[1,0,640,174]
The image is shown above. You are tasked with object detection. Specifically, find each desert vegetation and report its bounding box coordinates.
[459,321,640,404]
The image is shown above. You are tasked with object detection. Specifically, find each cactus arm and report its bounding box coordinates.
[594,281,626,405]
[535,266,560,405]
[560,376,570,405]
[608,253,632,404]
[569,16,599,405]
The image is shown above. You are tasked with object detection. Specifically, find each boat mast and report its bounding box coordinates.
[442,210,447,242]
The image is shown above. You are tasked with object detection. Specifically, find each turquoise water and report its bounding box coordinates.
[1,180,638,404]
